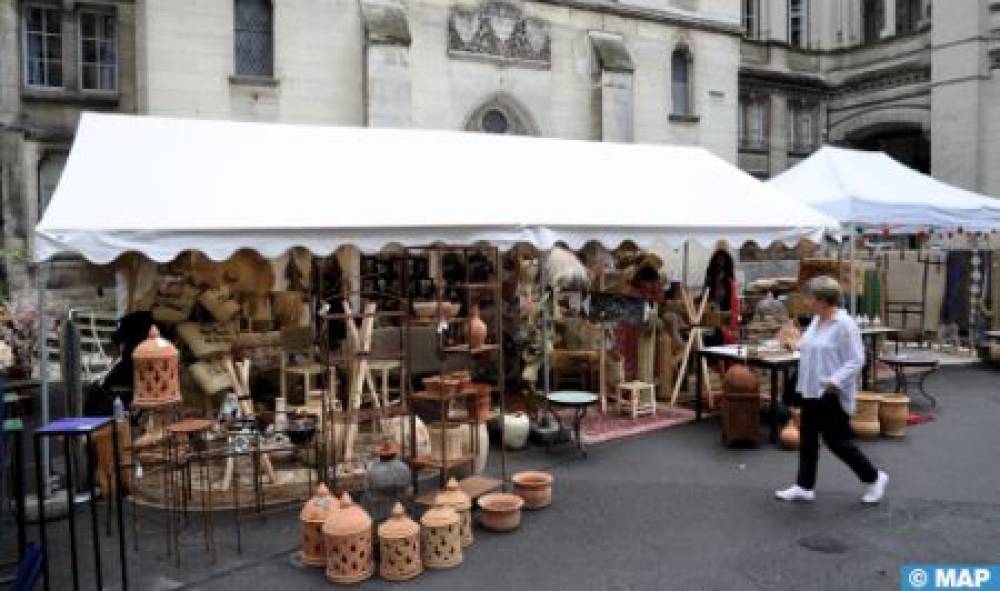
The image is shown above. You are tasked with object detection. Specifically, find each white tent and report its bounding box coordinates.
[35,113,838,263]
[768,145,1000,232]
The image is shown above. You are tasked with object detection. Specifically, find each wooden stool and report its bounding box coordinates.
[615,381,656,419]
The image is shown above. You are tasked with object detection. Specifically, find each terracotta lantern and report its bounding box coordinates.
[322,493,374,584]
[436,478,473,547]
[132,325,182,408]
[377,503,422,582]
[299,483,335,567]
[420,501,463,570]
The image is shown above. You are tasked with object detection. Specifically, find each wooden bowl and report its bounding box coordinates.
[477,492,524,532]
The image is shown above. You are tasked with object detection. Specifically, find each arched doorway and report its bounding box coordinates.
[845,123,930,174]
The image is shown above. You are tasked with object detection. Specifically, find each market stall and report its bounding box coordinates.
[769,146,1000,349]
[32,113,839,585]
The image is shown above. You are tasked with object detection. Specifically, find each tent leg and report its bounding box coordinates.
[36,262,51,497]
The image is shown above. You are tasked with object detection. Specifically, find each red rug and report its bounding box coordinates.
[563,403,696,445]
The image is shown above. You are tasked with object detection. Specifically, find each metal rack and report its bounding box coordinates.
[405,245,506,499]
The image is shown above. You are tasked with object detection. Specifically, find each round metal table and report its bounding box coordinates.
[545,390,598,457]
[878,353,939,407]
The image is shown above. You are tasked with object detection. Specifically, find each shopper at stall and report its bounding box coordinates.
[775,276,888,504]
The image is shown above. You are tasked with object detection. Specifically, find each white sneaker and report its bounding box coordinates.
[775,485,815,502]
[862,471,889,504]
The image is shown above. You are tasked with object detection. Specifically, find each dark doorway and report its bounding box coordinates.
[846,125,930,174]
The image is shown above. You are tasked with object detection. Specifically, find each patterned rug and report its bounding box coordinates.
[568,403,696,445]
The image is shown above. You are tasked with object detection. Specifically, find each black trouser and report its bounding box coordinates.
[797,391,879,489]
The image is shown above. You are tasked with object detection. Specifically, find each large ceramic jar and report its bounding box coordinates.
[322,493,374,584]
[378,503,422,582]
[468,304,488,350]
[503,412,530,450]
[299,483,335,567]
[851,392,882,438]
[366,441,412,522]
[436,478,473,547]
[879,394,910,437]
[132,325,181,408]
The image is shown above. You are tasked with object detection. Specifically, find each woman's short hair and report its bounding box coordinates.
[804,275,842,306]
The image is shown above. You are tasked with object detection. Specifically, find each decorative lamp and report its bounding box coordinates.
[377,503,422,582]
[435,478,473,547]
[322,493,374,584]
[132,325,181,408]
[299,483,335,567]
[419,501,462,570]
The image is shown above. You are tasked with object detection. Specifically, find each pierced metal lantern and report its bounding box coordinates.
[377,503,422,582]
[436,478,473,547]
[132,325,182,408]
[420,501,463,570]
[322,493,374,584]
[299,483,335,567]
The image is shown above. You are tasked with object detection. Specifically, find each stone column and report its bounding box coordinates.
[881,0,896,38]
[361,0,412,128]
[589,31,635,143]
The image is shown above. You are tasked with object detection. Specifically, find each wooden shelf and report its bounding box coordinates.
[410,390,477,403]
[411,454,475,470]
[443,343,500,354]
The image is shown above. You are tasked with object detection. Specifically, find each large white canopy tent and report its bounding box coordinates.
[769,145,1000,318]
[767,145,1000,233]
[32,113,840,489]
[36,113,839,264]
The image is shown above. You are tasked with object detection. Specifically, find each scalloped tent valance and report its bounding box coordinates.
[35,113,839,264]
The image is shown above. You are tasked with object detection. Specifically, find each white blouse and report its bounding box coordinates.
[795,309,865,414]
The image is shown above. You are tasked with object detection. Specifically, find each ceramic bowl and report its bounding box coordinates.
[477,492,524,532]
[511,471,554,510]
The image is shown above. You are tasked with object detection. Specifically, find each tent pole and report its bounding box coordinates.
[36,262,51,497]
[849,230,857,315]
[540,249,551,399]
[682,241,690,287]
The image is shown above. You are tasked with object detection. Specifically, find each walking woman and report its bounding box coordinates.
[775,276,889,504]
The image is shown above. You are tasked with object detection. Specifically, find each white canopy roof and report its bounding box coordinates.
[768,145,1000,232]
[36,113,839,264]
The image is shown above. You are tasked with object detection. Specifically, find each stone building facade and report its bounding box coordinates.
[737,0,1000,202]
[1,0,136,304]
[1,0,998,308]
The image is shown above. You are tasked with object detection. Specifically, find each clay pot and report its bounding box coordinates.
[723,365,759,394]
[851,392,882,438]
[780,408,801,451]
[468,305,488,349]
[879,394,910,437]
[466,383,492,421]
[512,471,554,510]
[477,492,524,532]
[502,412,530,450]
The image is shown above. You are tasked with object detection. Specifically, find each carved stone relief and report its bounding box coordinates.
[448,1,551,68]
